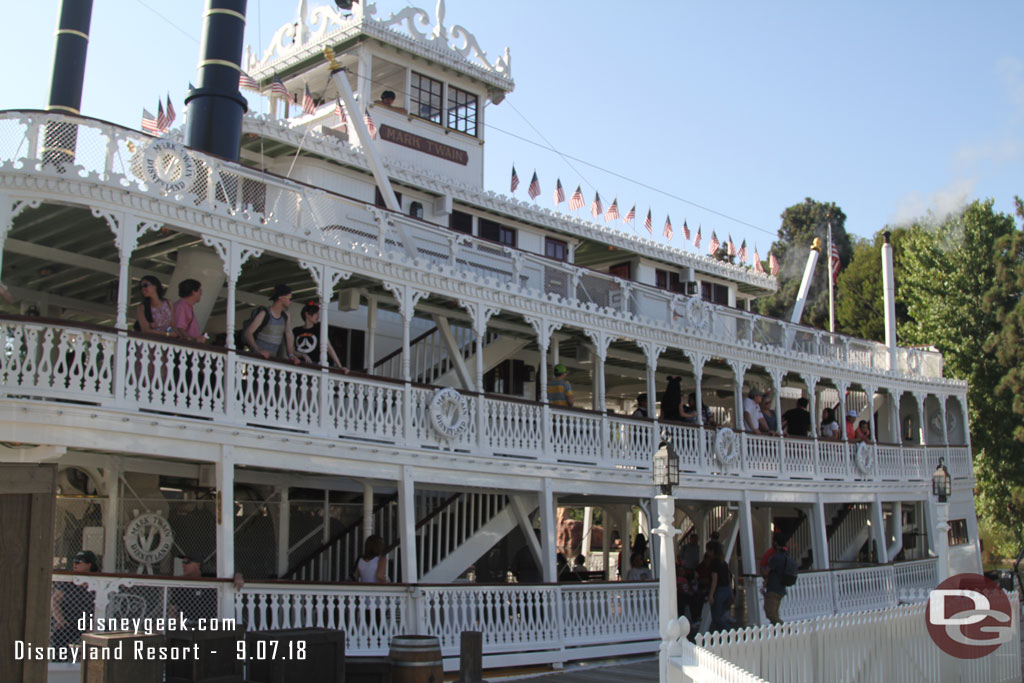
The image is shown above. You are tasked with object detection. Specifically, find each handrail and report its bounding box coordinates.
[373,325,439,368]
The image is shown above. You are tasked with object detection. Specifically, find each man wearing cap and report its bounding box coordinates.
[548,364,574,407]
[243,284,300,363]
[743,389,769,433]
[51,551,98,655]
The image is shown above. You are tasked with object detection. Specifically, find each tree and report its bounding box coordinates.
[834,228,910,342]
[899,199,1024,556]
[756,198,853,329]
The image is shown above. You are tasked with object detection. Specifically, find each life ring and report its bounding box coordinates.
[855,442,874,474]
[714,427,739,467]
[140,139,196,194]
[428,387,469,439]
[906,350,921,373]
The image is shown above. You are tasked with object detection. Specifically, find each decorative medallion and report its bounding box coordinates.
[140,139,196,194]
[123,512,174,572]
[428,387,469,439]
[714,427,739,467]
[855,442,874,474]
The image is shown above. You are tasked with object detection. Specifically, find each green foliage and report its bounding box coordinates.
[899,199,1024,556]
[756,198,853,329]
[835,229,910,342]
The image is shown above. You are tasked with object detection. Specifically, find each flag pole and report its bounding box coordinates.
[827,221,835,333]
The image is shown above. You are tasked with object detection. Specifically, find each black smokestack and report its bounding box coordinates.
[185,0,248,161]
[43,0,94,166]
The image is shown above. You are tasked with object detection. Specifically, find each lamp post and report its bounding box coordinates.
[653,442,681,683]
[932,458,952,581]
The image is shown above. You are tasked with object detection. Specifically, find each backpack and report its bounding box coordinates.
[779,550,799,587]
[234,306,269,351]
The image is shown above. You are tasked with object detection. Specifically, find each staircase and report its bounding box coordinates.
[825,503,871,564]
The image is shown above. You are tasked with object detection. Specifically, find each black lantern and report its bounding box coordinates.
[932,458,951,503]
[653,442,679,496]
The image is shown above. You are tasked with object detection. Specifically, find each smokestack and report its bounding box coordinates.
[881,231,897,370]
[185,0,248,161]
[789,238,821,325]
[43,0,94,166]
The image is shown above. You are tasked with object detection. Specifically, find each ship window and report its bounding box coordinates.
[545,237,568,262]
[701,282,729,305]
[409,202,424,219]
[948,519,969,546]
[411,72,443,124]
[478,218,516,247]
[447,86,478,136]
[375,187,402,209]
[449,210,473,234]
[655,268,686,293]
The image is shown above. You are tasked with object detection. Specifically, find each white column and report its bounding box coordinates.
[811,493,830,570]
[362,481,374,538]
[915,393,928,446]
[871,494,889,564]
[738,492,760,626]
[601,508,611,580]
[216,447,235,579]
[621,507,633,579]
[934,500,950,582]
[837,381,850,443]
[102,460,120,573]
[729,361,750,431]
[397,465,418,584]
[276,486,290,578]
[365,297,377,371]
[539,478,557,583]
[652,495,681,683]
[581,507,593,560]
[887,501,904,560]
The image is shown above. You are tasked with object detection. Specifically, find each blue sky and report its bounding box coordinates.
[4,1,1023,255]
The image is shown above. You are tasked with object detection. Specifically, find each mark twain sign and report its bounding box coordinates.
[379,124,469,165]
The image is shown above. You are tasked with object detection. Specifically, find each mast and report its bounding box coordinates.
[828,222,835,333]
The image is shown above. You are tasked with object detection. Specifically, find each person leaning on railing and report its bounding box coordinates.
[292,301,348,372]
[135,275,176,338]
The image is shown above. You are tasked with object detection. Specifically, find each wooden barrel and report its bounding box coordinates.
[389,635,444,683]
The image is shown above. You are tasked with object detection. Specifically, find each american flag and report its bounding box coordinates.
[528,172,541,199]
[727,235,737,257]
[141,108,159,135]
[643,209,653,234]
[156,101,167,132]
[364,110,377,139]
[165,95,176,128]
[334,99,346,126]
[737,239,748,263]
[568,185,585,211]
[604,198,619,222]
[681,219,691,241]
[302,84,317,115]
[753,247,765,274]
[553,179,565,205]
[709,231,720,254]
[510,166,520,193]
[590,192,603,218]
[623,204,635,224]
[239,71,259,91]
[271,76,289,98]
[663,215,673,240]
[830,241,841,284]
[770,251,780,276]
[693,225,702,249]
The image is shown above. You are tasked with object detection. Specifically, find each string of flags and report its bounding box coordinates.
[507,166,778,273]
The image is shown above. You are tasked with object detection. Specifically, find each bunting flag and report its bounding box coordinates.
[590,192,603,218]
[528,172,541,199]
[727,235,737,257]
[553,179,565,205]
[623,204,636,224]
[568,185,585,210]
[737,239,748,263]
[165,95,176,128]
[510,166,520,193]
[830,241,841,284]
[753,246,765,274]
[364,110,377,139]
[663,215,673,240]
[302,84,317,115]
[693,225,702,249]
[770,251,780,276]
[239,71,259,91]
[643,209,653,234]
[681,219,691,241]
[271,76,289,98]
[709,231,720,254]
[334,99,346,126]
[156,101,167,132]
[141,108,159,135]
[604,197,620,222]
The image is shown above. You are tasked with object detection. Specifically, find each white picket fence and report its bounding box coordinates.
[671,591,1021,683]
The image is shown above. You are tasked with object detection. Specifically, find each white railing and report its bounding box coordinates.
[0,110,952,383]
[560,582,660,647]
[0,318,974,485]
[689,591,1020,683]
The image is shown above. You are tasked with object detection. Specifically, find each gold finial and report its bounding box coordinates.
[324,46,342,71]
[810,237,822,252]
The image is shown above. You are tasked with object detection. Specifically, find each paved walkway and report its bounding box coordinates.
[495,657,659,682]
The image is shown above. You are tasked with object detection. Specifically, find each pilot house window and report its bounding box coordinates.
[447,86,478,136]
[411,72,443,124]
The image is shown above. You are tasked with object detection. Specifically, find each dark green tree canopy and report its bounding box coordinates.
[835,228,910,343]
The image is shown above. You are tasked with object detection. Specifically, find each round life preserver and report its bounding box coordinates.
[428,387,469,439]
[906,350,922,373]
[855,442,874,474]
[714,427,739,468]
[140,139,196,194]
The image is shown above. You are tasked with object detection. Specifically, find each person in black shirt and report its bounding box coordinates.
[292,301,347,371]
[782,397,812,437]
[706,542,735,632]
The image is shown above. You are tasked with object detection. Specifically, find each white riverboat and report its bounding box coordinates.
[0,1,980,679]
